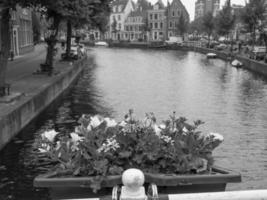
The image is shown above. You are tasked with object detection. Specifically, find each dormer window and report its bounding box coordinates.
[118,5,122,12]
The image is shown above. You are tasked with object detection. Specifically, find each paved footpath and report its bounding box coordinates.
[0,43,74,116]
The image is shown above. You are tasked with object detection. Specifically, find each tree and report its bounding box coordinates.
[216,0,235,39]
[177,13,188,40]
[111,16,118,39]
[240,0,266,47]
[202,12,215,48]
[64,0,111,59]
[32,12,41,44]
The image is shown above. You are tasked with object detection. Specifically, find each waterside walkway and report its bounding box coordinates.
[0,44,89,151]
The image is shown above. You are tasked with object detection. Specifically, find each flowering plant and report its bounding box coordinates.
[37,110,223,191]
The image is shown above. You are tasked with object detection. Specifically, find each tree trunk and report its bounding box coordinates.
[66,20,72,59]
[42,17,61,72]
[0,9,11,96]
[208,33,211,48]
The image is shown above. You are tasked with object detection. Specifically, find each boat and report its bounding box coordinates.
[95,41,109,47]
[206,53,217,59]
[231,59,243,68]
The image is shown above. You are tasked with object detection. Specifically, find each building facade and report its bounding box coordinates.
[0,7,34,58]
[195,0,220,20]
[166,0,189,38]
[147,0,167,41]
[124,0,152,41]
[108,0,134,40]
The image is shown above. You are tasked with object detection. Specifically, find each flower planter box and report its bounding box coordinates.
[34,166,241,200]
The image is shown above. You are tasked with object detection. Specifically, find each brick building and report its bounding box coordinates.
[0,6,34,58]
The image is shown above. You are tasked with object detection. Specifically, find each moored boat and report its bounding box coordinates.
[95,41,109,47]
[231,59,243,68]
[206,53,217,59]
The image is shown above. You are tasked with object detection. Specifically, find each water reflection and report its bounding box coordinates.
[1,48,267,199]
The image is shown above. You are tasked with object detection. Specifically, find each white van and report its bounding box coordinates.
[165,36,183,45]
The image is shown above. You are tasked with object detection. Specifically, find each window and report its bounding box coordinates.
[154,22,158,29]
[150,23,153,29]
[113,6,116,12]
[118,23,121,30]
[169,21,172,28]
[118,15,121,21]
[160,22,163,29]
[19,19,33,46]
[172,11,175,16]
[154,32,157,40]
[150,14,153,20]
[154,14,158,20]
[159,32,163,35]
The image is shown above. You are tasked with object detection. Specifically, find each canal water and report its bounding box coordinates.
[1,48,267,199]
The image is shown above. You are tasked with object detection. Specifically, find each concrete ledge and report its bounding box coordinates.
[0,56,89,150]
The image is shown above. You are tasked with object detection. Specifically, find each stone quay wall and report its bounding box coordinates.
[109,42,267,77]
[0,57,88,150]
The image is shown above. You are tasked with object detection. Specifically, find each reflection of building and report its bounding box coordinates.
[195,0,220,19]
[124,0,152,41]
[108,0,134,40]
[147,0,167,41]
[0,7,34,58]
[166,0,189,38]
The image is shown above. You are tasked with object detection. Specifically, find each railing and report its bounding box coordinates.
[57,169,267,200]
[60,190,267,200]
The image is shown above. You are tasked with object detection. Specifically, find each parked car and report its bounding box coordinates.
[249,46,266,60]
[214,43,227,51]
[61,44,85,60]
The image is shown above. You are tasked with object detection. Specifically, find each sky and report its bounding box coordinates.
[148,0,246,21]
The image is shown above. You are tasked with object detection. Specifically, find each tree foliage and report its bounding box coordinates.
[215,0,235,37]
[202,12,215,47]
[240,0,266,45]
[177,13,188,39]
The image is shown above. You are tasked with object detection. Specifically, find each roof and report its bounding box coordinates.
[154,0,165,9]
[112,0,129,12]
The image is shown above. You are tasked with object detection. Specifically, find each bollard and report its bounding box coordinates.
[120,168,146,200]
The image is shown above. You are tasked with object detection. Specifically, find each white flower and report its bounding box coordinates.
[209,132,224,142]
[153,124,161,136]
[159,135,174,145]
[119,121,127,127]
[38,148,48,153]
[87,115,103,130]
[159,124,166,129]
[182,127,189,135]
[182,127,188,133]
[104,118,117,127]
[97,136,120,153]
[38,143,51,153]
[55,141,61,150]
[90,116,103,127]
[70,132,84,143]
[41,130,58,142]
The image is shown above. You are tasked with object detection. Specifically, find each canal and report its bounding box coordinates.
[1,48,267,199]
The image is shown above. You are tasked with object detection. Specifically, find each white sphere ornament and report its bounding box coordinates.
[120,169,146,200]
[122,168,145,191]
